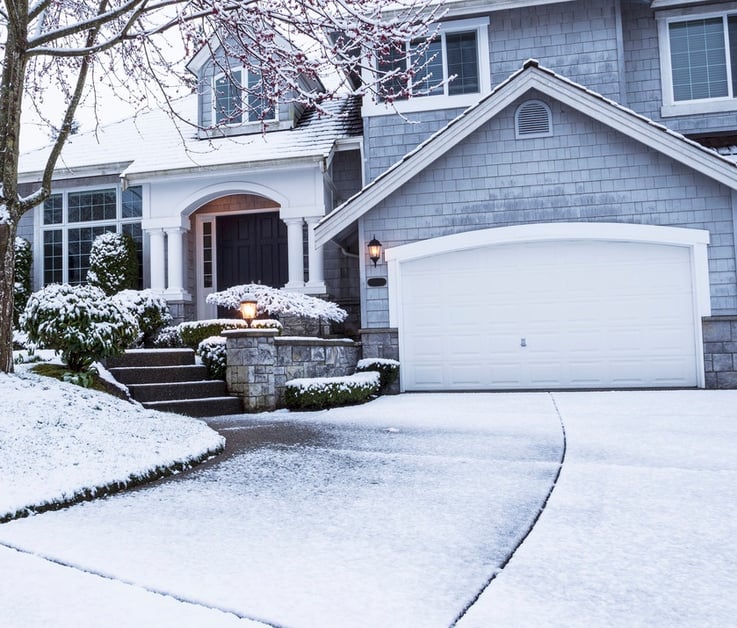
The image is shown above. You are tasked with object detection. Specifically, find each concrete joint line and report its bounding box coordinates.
[0,540,280,628]
[450,392,568,626]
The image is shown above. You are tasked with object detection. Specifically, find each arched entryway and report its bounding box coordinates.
[192,194,288,318]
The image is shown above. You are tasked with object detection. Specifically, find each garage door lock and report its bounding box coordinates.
[520,337,527,347]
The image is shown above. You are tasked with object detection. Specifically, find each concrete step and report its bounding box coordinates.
[106,349,196,369]
[109,364,209,385]
[128,380,229,403]
[141,396,243,417]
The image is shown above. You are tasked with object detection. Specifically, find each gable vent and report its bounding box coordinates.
[515,100,552,138]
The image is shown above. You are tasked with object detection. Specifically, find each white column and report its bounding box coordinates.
[148,229,166,291]
[284,217,305,289]
[305,216,326,291]
[165,227,185,294]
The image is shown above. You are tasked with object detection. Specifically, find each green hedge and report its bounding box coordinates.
[355,358,400,392]
[285,372,380,410]
[178,318,282,349]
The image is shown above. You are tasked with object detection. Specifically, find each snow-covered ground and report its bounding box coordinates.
[2,369,737,627]
[0,358,225,522]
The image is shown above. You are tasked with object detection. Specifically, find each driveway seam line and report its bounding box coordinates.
[450,392,568,626]
[0,540,280,627]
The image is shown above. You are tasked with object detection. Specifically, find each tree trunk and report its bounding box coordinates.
[0,222,16,373]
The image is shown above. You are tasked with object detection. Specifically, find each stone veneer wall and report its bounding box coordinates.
[224,329,360,411]
[359,328,400,394]
[703,317,737,389]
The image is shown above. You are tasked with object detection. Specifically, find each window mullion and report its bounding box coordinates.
[441,32,449,97]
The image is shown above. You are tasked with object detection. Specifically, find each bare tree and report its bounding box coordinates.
[0,0,442,373]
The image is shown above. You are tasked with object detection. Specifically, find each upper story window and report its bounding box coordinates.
[213,68,276,125]
[364,17,490,117]
[659,8,737,116]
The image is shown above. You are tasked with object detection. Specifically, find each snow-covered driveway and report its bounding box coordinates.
[2,391,737,627]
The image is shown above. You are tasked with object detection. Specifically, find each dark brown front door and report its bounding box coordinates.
[216,212,288,291]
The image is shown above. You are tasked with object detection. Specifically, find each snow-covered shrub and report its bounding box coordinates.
[179,319,248,349]
[152,325,183,348]
[355,358,400,393]
[116,289,172,346]
[284,372,380,410]
[198,336,227,380]
[251,319,283,332]
[21,284,138,371]
[87,232,139,296]
[13,237,33,327]
[207,284,347,325]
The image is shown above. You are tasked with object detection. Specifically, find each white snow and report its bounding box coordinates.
[0,360,224,522]
[2,384,737,627]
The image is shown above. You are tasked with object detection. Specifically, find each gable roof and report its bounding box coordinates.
[18,95,362,183]
[314,60,737,247]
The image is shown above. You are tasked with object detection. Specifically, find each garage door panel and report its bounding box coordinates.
[399,239,699,390]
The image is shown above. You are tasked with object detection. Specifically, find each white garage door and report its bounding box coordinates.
[397,239,700,390]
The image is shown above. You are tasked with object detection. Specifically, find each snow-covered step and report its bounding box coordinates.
[141,397,243,418]
[106,348,196,369]
[128,380,229,403]
[109,364,209,385]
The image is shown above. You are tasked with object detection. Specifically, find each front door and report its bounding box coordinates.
[216,213,288,314]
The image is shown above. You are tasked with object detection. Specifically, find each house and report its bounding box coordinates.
[18,0,737,391]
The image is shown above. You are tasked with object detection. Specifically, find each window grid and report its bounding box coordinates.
[668,14,737,102]
[203,221,213,289]
[39,185,143,288]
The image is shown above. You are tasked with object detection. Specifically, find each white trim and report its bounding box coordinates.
[386,222,711,389]
[362,17,491,118]
[657,7,737,113]
[212,66,277,127]
[315,63,737,248]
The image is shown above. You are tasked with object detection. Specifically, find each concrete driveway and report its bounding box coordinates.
[1,391,736,627]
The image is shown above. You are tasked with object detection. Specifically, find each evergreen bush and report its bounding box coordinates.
[198,336,227,379]
[284,372,380,410]
[355,358,400,392]
[13,237,33,327]
[87,232,139,296]
[152,325,183,348]
[21,284,138,371]
[116,289,172,346]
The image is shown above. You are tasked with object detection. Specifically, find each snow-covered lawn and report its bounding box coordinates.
[0,359,225,522]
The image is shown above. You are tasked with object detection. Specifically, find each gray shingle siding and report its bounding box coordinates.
[360,97,737,327]
[489,0,621,100]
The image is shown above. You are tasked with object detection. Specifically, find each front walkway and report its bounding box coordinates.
[1,391,736,627]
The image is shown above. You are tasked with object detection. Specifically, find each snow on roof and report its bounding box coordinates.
[18,95,362,182]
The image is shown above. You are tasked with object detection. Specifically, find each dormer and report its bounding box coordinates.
[186,34,324,138]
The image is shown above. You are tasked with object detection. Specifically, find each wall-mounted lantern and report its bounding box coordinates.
[239,297,258,327]
[368,235,383,267]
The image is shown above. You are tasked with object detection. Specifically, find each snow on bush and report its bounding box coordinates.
[152,325,183,348]
[198,336,227,380]
[285,372,380,410]
[207,284,347,324]
[87,232,139,296]
[179,319,248,349]
[356,358,400,392]
[13,236,33,327]
[21,284,139,371]
[116,289,172,346]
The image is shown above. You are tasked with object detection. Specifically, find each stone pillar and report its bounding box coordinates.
[165,227,185,294]
[284,217,305,289]
[359,327,400,394]
[304,216,326,291]
[224,329,279,412]
[148,229,166,291]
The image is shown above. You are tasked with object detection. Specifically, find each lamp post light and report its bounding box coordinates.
[368,235,383,267]
[239,297,258,327]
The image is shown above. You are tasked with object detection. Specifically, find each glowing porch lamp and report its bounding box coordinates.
[367,235,383,267]
[239,297,258,327]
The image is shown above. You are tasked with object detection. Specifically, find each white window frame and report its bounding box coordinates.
[658,4,737,117]
[35,184,144,288]
[362,17,491,117]
[212,67,278,127]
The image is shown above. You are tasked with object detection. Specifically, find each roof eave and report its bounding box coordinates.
[315,62,737,248]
